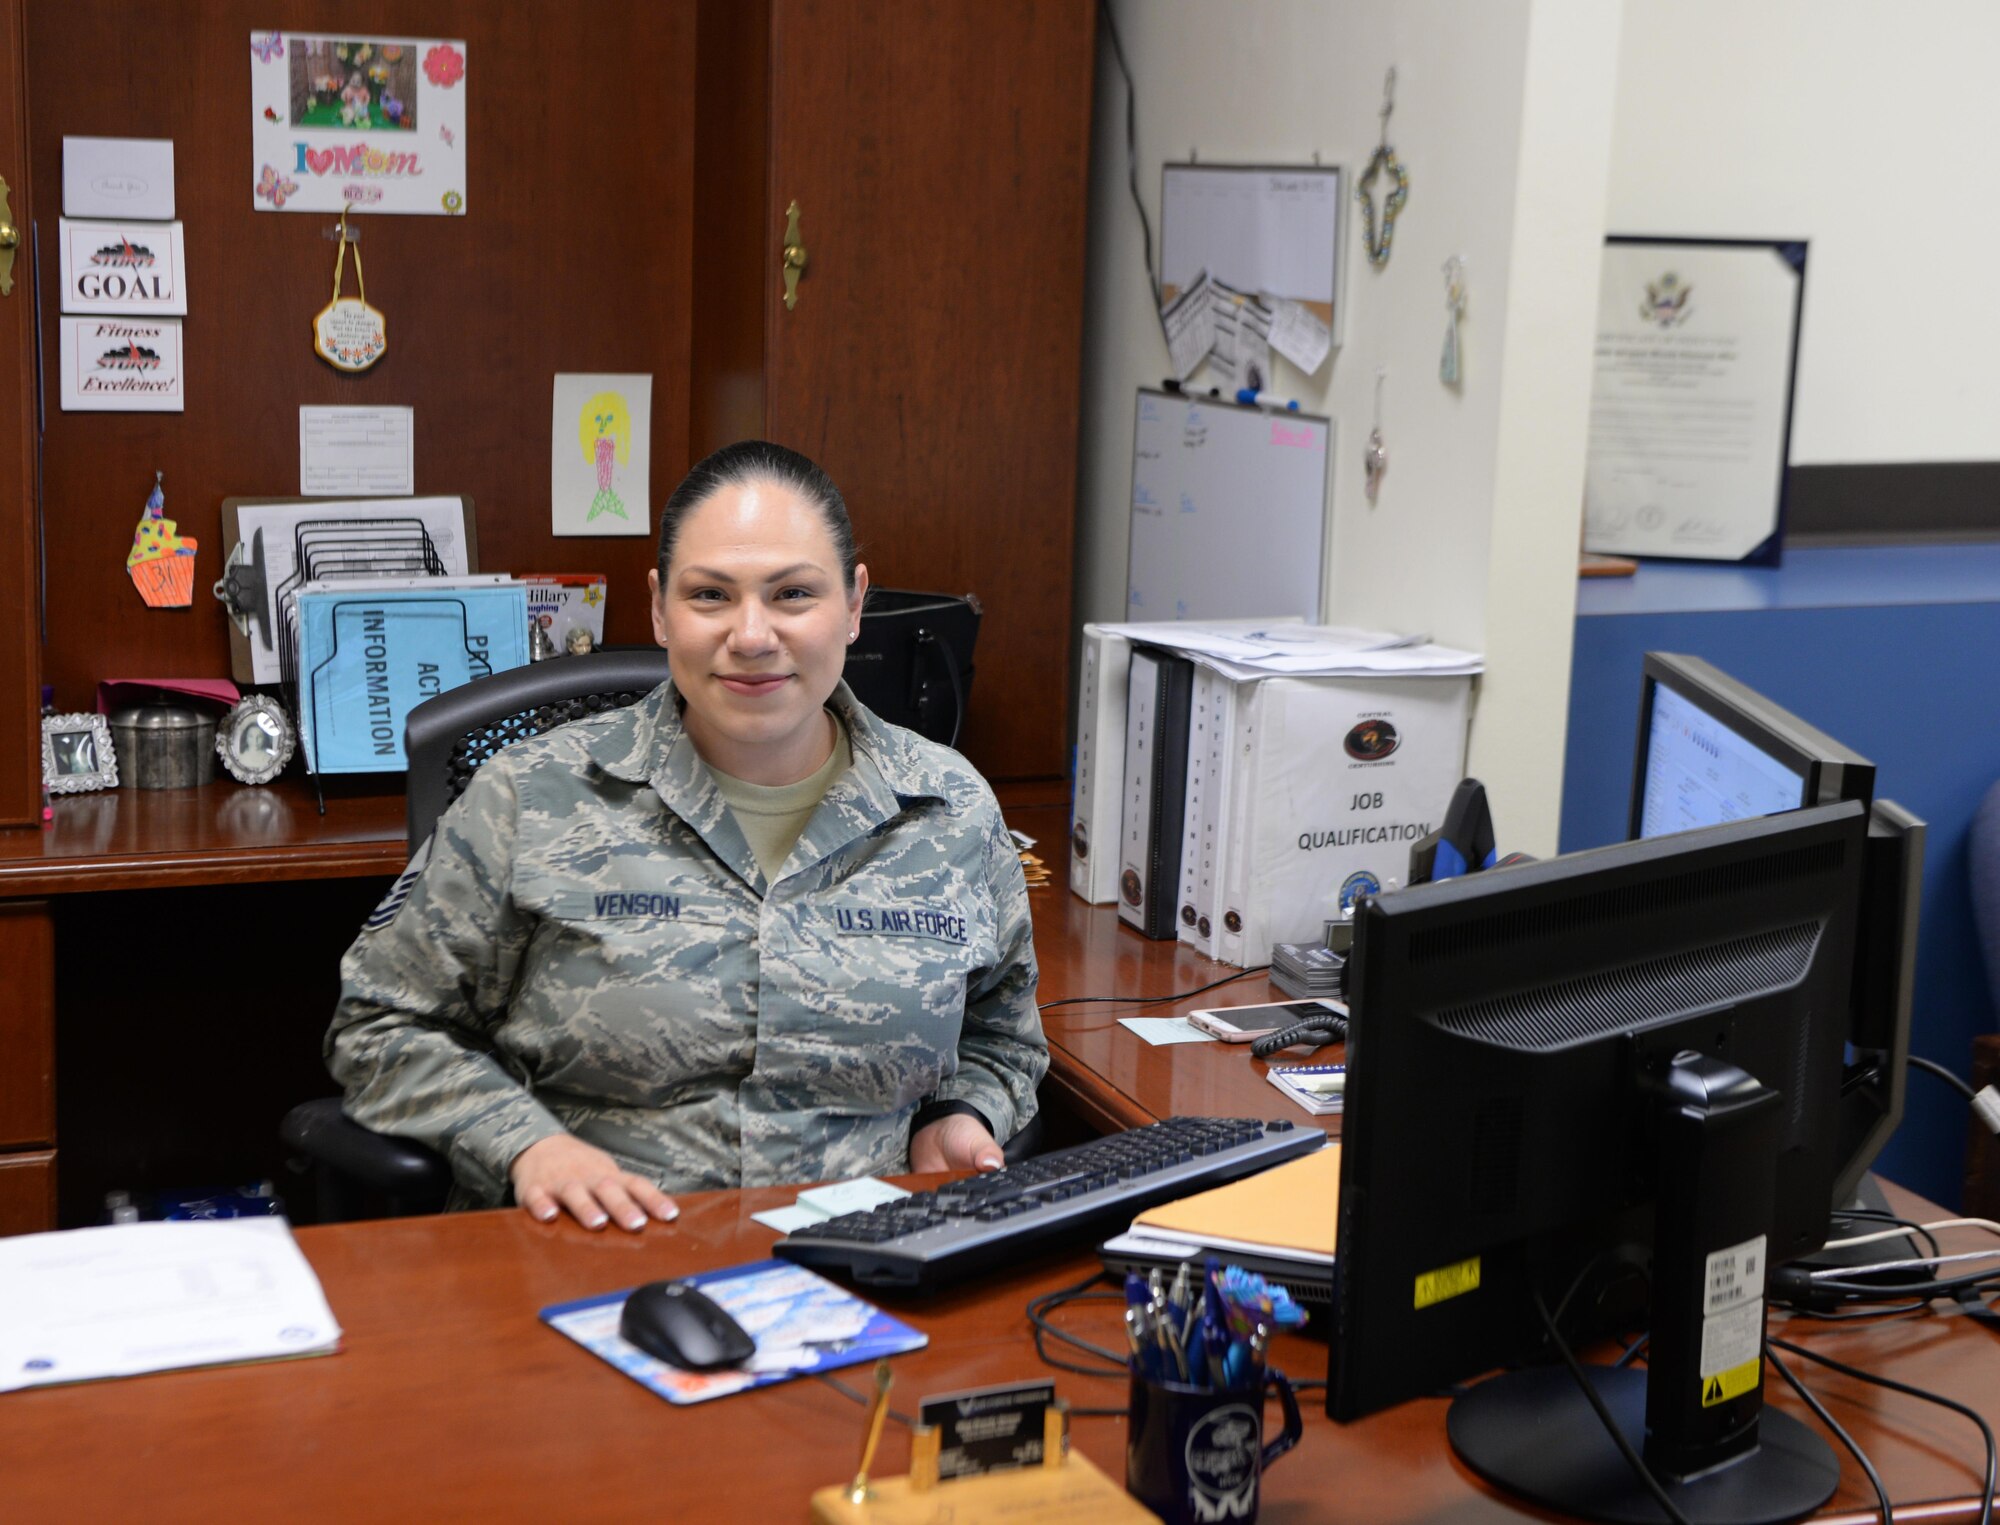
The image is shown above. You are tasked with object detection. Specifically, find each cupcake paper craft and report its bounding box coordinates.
[127,471,197,607]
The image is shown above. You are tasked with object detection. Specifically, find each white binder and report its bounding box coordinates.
[1213,674,1473,968]
[1069,618,1302,904]
[1176,667,1238,958]
[1069,624,1132,903]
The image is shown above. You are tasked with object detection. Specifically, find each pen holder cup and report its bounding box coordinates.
[1126,1367,1301,1525]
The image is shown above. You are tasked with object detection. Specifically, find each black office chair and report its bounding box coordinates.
[282,644,1037,1221]
[283,650,677,1219]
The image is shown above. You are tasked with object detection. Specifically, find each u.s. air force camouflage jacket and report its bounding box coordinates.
[326,679,1046,1204]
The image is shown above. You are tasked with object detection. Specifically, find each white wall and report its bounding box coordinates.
[1608,0,2000,464]
[1076,0,1620,851]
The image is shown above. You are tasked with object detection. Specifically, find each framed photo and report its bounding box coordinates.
[42,712,118,794]
[1584,237,1807,565]
[217,694,296,785]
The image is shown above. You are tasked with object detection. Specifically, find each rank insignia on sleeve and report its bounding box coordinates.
[363,836,432,933]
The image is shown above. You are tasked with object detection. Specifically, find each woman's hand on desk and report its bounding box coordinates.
[509,1134,680,1231]
[909,1114,1005,1174]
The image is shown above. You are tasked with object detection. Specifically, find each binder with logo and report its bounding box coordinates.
[1117,646,1195,940]
[1214,675,1472,967]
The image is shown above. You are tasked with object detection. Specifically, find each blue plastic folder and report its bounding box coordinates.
[295,584,528,773]
[540,1258,928,1406]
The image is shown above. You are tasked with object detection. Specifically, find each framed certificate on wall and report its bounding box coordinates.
[1583,237,1807,565]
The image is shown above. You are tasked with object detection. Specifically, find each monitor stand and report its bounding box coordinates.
[1446,1054,1839,1524]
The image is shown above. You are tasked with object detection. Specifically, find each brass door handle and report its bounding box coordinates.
[0,176,17,296]
[781,200,807,310]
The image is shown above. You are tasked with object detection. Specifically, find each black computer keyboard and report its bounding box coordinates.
[773,1116,1325,1289]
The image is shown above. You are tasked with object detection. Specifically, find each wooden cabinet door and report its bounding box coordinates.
[25,1,697,713]
[0,0,38,826]
[762,0,1094,779]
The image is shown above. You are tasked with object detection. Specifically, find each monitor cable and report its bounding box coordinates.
[1908,1053,2000,1135]
[1768,1335,1996,1525]
[1530,1285,1695,1525]
[1764,1343,1893,1525]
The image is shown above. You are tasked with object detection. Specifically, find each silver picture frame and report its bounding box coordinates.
[42,712,119,794]
[216,694,296,786]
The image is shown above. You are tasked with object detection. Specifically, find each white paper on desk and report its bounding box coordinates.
[64,136,175,219]
[300,406,415,496]
[1265,296,1331,376]
[0,1219,342,1393]
[750,1204,826,1234]
[1119,1016,1218,1046]
[235,496,472,683]
[751,1176,911,1234]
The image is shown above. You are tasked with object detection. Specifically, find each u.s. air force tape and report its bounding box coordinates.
[363,836,433,934]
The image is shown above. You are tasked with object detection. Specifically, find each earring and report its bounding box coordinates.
[848,630,858,642]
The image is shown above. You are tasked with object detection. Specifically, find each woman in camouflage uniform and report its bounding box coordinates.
[328,442,1046,1231]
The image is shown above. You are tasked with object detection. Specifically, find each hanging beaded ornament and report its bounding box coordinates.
[1356,68,1408,269]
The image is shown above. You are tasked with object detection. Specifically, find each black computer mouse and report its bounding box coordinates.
[618,1280,757,1372]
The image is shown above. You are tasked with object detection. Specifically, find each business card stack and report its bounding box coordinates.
[1271,940,1346,1001]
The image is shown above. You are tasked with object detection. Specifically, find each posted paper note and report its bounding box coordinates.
[300,406,415,496]
[59,316,184,412]
[250,32,468,215]
[552,373,653,537]
[62,137,175,219]
[58,220,188,316]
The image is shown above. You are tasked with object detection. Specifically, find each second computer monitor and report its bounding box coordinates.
[1630,652,1874,840]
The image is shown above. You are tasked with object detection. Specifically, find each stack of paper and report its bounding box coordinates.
[1087,621,1483,681]
[0,1220,342,1392]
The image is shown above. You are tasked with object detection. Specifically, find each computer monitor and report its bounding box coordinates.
[1630,652,1874,840]
[1329,800,1869,1522]
[1627,652,1920,1207]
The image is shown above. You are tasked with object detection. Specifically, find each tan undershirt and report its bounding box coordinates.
[705,713,853,882]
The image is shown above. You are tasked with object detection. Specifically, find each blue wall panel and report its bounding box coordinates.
[1563,595,2000,1209]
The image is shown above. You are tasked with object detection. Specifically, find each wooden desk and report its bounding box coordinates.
[2,1182,1995,1522]
[1012,802,1313,1136]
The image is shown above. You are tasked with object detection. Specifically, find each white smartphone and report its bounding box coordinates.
[1185,998,1347,1043]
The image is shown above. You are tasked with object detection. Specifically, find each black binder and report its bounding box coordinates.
[1116,646,1194,940]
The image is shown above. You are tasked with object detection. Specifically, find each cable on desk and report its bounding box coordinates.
[814,1371,916,1431]
[1037,965,1270,1015]
[1768,1335,1996,1525]
[1765,1343,1892,1525]
[1785,1299,1932,1322]
[1531,1286,1694,1525]
[1825,1206,1945,1263]
[1026,1269,1130,1380]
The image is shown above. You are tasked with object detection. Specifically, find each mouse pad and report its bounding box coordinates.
[540,1258,927,1405]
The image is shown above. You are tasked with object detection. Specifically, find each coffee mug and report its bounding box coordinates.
[1126,1367,1303,1525]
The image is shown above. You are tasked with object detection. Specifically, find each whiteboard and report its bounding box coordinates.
[1126,389,1331,622]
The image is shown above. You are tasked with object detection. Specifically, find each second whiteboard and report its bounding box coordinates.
[1127,388,1332,622]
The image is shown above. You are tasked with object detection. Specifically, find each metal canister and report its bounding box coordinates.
[109,703,218,788]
